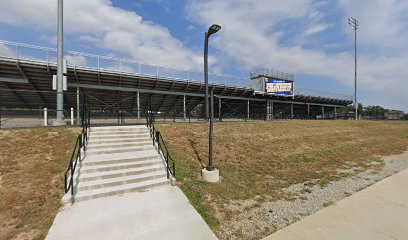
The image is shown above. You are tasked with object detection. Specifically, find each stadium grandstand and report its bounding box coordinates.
[0,40,353,128]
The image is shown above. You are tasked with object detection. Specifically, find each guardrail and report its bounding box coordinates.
[250,68,295,81]
[0,40,249,88]
[0,39,352,101]
[146,113,175,179]
[295,87,353,101]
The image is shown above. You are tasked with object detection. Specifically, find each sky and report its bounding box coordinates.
[0,0,407,111]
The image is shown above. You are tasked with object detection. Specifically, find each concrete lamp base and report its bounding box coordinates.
[202,168,220,183]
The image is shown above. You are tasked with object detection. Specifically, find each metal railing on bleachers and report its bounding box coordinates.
[0,39,352,101]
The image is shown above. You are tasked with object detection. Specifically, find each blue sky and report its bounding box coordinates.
[0,0,407,111]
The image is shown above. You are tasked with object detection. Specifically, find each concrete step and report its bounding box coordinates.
[86,141,152,150]
[77,171,167,191]
[86,146,154,155]
[61,124,170,204]
[82,150,159,162]
[91,130,149,136]
[91,126,147,132]
[81,155,159,167]
[80,159,162,174]
[77,164,165,182]
[90,133,150,140]
[87,138,152,145]
[63,178,168,203]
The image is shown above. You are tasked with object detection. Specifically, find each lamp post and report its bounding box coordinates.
[348,17,359,120]
[202,24,221,182]
[56,0,64,121]
[204,24,221,120]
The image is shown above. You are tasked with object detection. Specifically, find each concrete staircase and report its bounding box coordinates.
[62,125,169,204]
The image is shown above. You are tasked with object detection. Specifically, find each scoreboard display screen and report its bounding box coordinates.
[265,78,294,96]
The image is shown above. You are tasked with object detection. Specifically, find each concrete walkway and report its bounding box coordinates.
[264,168,408,240]
[47,186,217,240]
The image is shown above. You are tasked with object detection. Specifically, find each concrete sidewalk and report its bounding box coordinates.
[264,168,408,240]
[47,186,217,240]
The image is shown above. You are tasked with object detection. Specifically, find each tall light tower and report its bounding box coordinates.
[348,17,359,120]
[56,0,64,121]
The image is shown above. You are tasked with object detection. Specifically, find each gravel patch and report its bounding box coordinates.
[264,151,408,230]
[218,152,408,239]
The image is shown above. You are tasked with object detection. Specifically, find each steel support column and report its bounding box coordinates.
[271,101,274,120]
[291,103,294,119]
[137,91,140,119]
[266,100,273,121]
[334,106,337,119]
[307,104,310,119]
[322,105,325,119]
[247,100,250,120]
[76,87,80,125]
[183,95,186,121]
[218,97,221,121]
[266,101,269,120]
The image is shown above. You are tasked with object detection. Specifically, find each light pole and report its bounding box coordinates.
[56,0,64,121]
[202,24,221,182]
[348,17,359,120]
[204,24,221,121]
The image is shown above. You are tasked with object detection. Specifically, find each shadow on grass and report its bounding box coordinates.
[188,138,206,168]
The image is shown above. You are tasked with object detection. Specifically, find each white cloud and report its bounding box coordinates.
[0,42,15,57]
[1,0,407,110]
[339,0,408,52]
[186,0,408,110]
[186,0,349,78]
[303,23,333,37]
[0,0,202,70]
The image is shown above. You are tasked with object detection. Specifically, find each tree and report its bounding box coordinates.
[363,105,386,116]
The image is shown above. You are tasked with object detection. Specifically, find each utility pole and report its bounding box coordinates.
[56,0,64,121]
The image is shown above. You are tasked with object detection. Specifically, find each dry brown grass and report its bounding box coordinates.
[156,120,408,239]
[0,128,79,240]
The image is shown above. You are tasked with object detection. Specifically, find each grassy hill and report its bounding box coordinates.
[0,128,79,240]
[156,120,408,239]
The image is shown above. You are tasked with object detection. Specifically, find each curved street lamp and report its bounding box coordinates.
[204,24,221,178]
[204,24,221,120]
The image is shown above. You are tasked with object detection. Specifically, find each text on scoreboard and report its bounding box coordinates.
[265,78,294,96]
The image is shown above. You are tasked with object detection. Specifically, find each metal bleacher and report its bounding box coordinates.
[0,39,352,125]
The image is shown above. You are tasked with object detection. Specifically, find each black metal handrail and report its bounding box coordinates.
[146,112,176,179]
[81,109,90,151]
[64,134,82,195]
[64,92,91,196]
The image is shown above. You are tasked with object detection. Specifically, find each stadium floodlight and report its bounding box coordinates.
[348,17,359,120]
[204,24,221,172]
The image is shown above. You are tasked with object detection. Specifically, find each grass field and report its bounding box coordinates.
[156,120,408,239]
[0,128,79,240]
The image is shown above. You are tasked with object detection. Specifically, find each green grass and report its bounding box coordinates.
[0,128,79,240]
[156,120,408,239]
